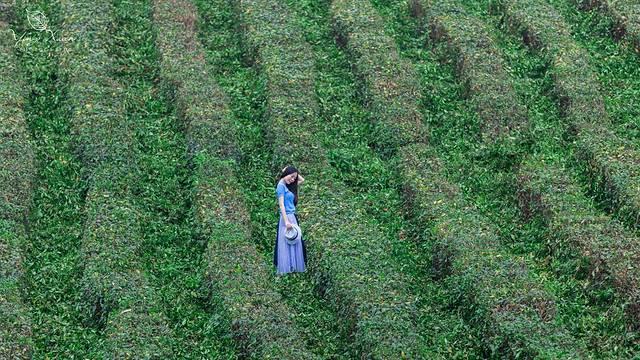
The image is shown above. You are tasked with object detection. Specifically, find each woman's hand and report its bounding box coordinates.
[285,221,293,230]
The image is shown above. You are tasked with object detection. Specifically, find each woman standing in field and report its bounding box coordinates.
[274,165,307,274]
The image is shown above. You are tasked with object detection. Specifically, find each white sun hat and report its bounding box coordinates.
[284,223,302,245]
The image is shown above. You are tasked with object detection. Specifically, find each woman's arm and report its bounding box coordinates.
[298,174,305,184]
[278,195,291,227]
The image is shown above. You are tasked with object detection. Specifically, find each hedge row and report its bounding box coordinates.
[518,153,640,323]
[574,0,640,52]
[494,0,640,229]
[152,1,315,358]
[414,0,640,327]
[59,1,173,356]
[0,14,34,359]
[330,1,584,356]
[234,0,429,357]
[401,145,587,358]
[331,0,427,157]
[410,0,527,156]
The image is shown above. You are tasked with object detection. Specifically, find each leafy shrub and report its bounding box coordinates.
[573,0,640,52]
[518,153,640,325]
[400,145,587,358]
[236,0,429,357]
[494,0,640,229]
[0,13,35,359]
[332,0,429,159]
[152,1,315,358]
[411,0,527,165]
[59,1,173,356]
[329,0,583,356]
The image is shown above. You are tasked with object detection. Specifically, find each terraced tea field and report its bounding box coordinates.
[2,0,640,358]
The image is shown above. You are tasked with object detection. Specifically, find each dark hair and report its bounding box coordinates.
[277,165,299,206]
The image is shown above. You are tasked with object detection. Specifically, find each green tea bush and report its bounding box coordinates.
[573,0,640,52]
[410,0,527,163]
[59,2,132,174]
[545,0,640,143]
[331,0,428,158]
[59,1,173,356]
[234,0,322,173]
[518,153,640,324]
[79,172,172,357]
[11,0,103,355]
[494,0,640,229]
[235,0,429,357]
[0,12,34,359]
[400,145,587,358]
[329,1,582,356]
[421,0,640,329]
[152,1,315,358]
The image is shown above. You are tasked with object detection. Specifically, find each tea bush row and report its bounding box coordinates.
[332,0,585,357]
[152,1,315,358]
[420,0,640,328]
[234,0,428,357]
[411,0,527,159]
[517,154,640,324]
[0,11,34,359]
[332,0,427,158]
[494,0,640,230]
[402,146,587,358]
[574,0,640,52]
[59,1,172,356]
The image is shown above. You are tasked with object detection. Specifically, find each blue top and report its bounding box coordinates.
[276,179,296,214]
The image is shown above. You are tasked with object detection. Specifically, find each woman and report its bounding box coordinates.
[274,165,307,274]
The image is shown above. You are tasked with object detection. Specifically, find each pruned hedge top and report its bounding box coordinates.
[153,0,239,161]
[0,13,34,360]
[332,0,428,154]
[399,144,587,358]
[496,0,640,228]
[59,1,174,356]
[492,0,605,124]
[237,0,321,172]
[412,0,527,148]
[153,0,316,358]
[329,0,585,356]
[518,154,640,318]
[0,23,35,227]
[59,1,134,174]
[236,0,428,357]
[575,0,640,52]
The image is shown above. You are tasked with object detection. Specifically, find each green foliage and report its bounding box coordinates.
[411,0,528,167]
[152,1,316,358]
[10,0,640,356]
[573,0,640,53]
[58,0,176,356]
[517,154,640,322]
[416,0,638,329]
[195,1,350,358]
[494,0,640,231]
[0,10,34,357]
[235,0,432,357]
[332,0,428,159]
[330,0,585,357]
[281,0,481,357]
[109,0,237,357]
[12,0,103,356]
[401,146,587,358]
[552,1,640,141]
[414,0,640,354]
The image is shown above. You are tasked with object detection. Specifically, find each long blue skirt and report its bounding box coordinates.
[273,213,307,274]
